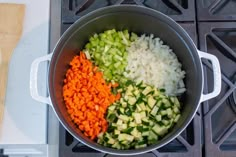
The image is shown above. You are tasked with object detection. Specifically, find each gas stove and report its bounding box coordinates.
[48,0,236,156]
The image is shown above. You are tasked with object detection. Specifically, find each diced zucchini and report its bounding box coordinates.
[129,122,137,127]
[133,113,142,124]
[114,130,120,135]
[118,134,134,142]
[133,89,140,96]
[135,144,147,149]
[174,114,181,123]
[139,102,146,110]
[174,97,180,108]
[108,138,115,144]
[140,111,146,119]
[142,117,149,125]
[121,123,127,130]
[121,102,127,108]
[127,85,134,92]
[137,104,142,112]
[119,115,129,121]
[108,105,116,111]
[173,106,180,114]
[107,113,117,122]
[166,108,173,118]
[163,99,171,108]
[148,131,158,140]
[155,115,162,121]
[142,86,153,95]
[162,119,169,126]
[148,96,156,109]
[117,119,123,125]
[152,124,168,136]
[118,108,125,114]
[160,110,167,115]
[142,131,149,136]
[122,127,134,134]
[128,97,136,105]
[153,88,160,96]
[150,106,159,116]
[131,128,142,139]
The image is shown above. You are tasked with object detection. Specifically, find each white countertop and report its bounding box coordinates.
[0,0,50,145]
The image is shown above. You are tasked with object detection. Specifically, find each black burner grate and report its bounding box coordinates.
[198,22,236,157]
[197,0,236,21]
[62,0,195,23]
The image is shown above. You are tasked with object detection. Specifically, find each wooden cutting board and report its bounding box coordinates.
[0,3,25,126]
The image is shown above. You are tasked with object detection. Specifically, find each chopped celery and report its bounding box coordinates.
[84,29,137,83]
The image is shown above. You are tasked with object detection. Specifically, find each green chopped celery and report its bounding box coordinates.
[84,29,137,82]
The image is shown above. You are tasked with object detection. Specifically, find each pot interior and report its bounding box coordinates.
[49,6,203,154]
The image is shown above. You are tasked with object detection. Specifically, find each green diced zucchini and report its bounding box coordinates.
[131,128,142,139]
[155,115,162,121]
[121,102,127,108]
[148,131,158,140]
[117,119,123,125]
[139,102,146,110]
[142,86,153,95]
[108,105,116,111]
[114,130,120,135]
[166,108,173,118]
[150,106,159,116]
[118,108,125,114]
[142,117,149,126]
[163,99,171,108]
[174,97,180,108]
[140,111,146,119]
[153,89,160,96]
[162,119,169,126]
[119,115,129,121]
[135,144,147,149]
[133,89,140,96]
[137,104,142,112]
[107,113,117,122]
[173,106,180,114]
[152,124,168,136]
[142,131,149,136]
[148,96,156,109]
[137,126,143,132]
[128,97,136,105]
[160,110,167,115]
[133,113,142,124]
[122,127,134,134]
[118,134,134,142]
[174,114,181,123]
[129,122,137,127]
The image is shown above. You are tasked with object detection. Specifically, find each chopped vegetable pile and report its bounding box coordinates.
[84,29,137,83]
[97,82,181,149]
[63,29,185,150]
[63,52,120,140]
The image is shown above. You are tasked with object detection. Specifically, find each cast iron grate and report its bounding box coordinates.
[197,0,236,21]
[61,0,195,23]
[198,22,236,157]
[59,115,201,157]
[59,21,202,156]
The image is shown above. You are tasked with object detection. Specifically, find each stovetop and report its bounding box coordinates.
[54,0,236,157]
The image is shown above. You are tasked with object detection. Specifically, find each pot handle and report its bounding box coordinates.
[30,53,53,106]
[198,50,221,102]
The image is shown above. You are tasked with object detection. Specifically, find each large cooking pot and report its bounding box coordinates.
[30,5,221,155]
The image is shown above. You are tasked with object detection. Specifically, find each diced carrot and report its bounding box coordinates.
[63,52,120,140]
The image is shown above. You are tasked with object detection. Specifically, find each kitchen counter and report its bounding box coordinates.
[0,0,58,156]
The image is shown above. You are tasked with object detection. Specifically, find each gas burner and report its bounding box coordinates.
[229,74,236,113]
